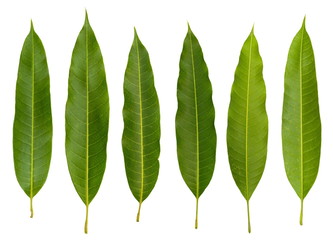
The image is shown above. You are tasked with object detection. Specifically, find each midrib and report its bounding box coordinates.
[300,26,304,200]
[135,36,144,204]
[189,33,200,199]
[245,33,253,200]
[85,21,90,208]
[30,29,35,214]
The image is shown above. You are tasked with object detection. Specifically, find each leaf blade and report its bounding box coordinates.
[282,18,321,225]
[13,22,53,218]
[122,29,160,222]
[226,28,268,233]
[175,25,216,228]
[65,12,109,233]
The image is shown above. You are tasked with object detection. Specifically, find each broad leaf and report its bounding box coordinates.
[175,24,216,229]
[13,21,52,218]
[226,27,268,233]
[122,29,160,222]
[282,18,321,225]
[65,12,109,233]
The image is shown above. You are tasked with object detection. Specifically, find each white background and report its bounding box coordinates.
[0,0,332,239]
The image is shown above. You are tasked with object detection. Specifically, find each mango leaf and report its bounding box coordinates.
[122,29,160,222]
[282,18,321,225]
[65,12,109,233]
[175,24,216,229]
[226,27,268,233]
[13,21,52,218]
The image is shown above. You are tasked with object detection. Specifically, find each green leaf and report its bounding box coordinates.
[65,12,109,234]
[175,24,216,229]
[13,21,52,218]
[122,29,160,222]
[226,27,268,233]
[282,17,321,225]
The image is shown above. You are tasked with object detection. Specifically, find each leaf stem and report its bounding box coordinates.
[84,204,89,234]
[136,202,142,222]
[30,197,33,218]
[300,199,303,225]
[195,197,199,229]
[247,200,251,233]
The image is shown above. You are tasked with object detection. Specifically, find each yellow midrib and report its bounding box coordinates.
[135,35,144,205]
[299,25,304,200]
[85,20,90,209]
[245,33,253,200]
[189,32,200,200]
[30,28,35,211]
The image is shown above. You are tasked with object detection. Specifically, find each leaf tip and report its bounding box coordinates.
[134,27,138,37]
[85,9,89,24]
[30,20,34,31]
[133,27,141,43]
[187,22,192,32]
[302,15,306,28]
[251,24,255,34]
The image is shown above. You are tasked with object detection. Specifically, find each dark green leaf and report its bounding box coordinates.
[13,21,52,218]
[122,29,160,222]
[65,12,109,233]
[175,24,216,229]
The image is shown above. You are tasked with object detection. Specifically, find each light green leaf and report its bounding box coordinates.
[13,21,52,218]
[226,27,268,233]
[65,12,109,234]
[122,29,160,222]
[282,18,321,225]
[175,24,216,229]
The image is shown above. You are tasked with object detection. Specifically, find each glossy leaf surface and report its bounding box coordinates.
[282,18,321,225]
[13,22,52,218]
[65,12,109,233]
[175,25,216,229]
[227,28,268,233]
[122,29,160,222]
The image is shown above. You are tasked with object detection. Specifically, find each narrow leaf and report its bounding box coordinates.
[282,18,321,225]
[65,12,109,234]
[13,21,52,218]
[175,24,216,229]
[226,27,268,233]
[122,29,160,222]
